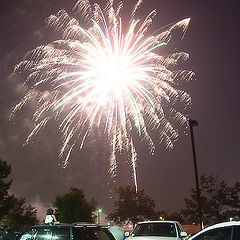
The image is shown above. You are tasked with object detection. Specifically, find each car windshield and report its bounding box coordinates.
[132,223,177,237]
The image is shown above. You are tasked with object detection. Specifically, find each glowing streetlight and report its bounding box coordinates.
[97,208,103,224]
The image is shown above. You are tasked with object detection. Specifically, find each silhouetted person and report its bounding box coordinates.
[45,208,58,224]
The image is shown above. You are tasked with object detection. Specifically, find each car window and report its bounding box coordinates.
[52,227,70,240]
[73,227,114,240]
[35,228,53,240]
[233,225,240,240]
[194,226,232,240]
[73,227,97,240]
[95,230,113,240]
[19,229,36,240]
[29,227,70,240]
[132,223,177,237]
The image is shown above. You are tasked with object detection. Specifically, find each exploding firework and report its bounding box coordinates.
[13,0,193,190]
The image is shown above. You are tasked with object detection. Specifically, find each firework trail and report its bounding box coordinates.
[13,0,193,190]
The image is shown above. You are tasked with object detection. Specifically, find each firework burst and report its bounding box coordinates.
[13,0,193,190]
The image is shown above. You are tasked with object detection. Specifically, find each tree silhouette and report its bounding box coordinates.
[53,187,97,223]
[107,186,156,227]
[1,195,38,231]
[0,158,38,231]
[182,174,240,225]
[0,158,12,219]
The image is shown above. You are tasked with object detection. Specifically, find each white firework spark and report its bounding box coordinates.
[13,0,194,190]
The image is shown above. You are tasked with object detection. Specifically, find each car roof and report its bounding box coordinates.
[205,221,240,230]
[32,223,109,228]
[200,221,240,231]
[136,221,180,224]
[189,221,240,239]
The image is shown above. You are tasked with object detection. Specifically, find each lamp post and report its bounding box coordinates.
[189,119,203,230]
[97,208,102,224]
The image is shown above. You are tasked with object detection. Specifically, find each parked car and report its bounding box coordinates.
[188,220,240,240]
[125,221,188,240]
[18,223,124,240]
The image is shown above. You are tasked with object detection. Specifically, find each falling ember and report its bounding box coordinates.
[13,0,194,190]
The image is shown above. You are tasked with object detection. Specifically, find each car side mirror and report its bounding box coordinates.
[180,231,188,238]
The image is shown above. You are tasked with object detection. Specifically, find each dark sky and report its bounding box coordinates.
[0,0,240,221]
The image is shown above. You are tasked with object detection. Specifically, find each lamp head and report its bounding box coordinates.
[189,119,199,126]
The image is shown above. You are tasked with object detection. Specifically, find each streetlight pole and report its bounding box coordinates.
[189,119,203,230]
[97,208,102,224]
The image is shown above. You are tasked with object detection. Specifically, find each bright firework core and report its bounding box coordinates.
[13,0,194,190]
[87,46,132,99]
[96,54,130,87]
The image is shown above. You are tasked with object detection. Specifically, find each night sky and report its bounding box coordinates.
[0,0,239,221]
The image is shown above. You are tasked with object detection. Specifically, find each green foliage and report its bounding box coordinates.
[0,158,12,219]
[107,186,156,227]
[1,195,38,232]
[182,174,240,225]
[53,187,97,223]
[0,157,39,231]
[229,181,240,216]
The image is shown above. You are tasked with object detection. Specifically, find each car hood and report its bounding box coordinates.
[127,236,179,240]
